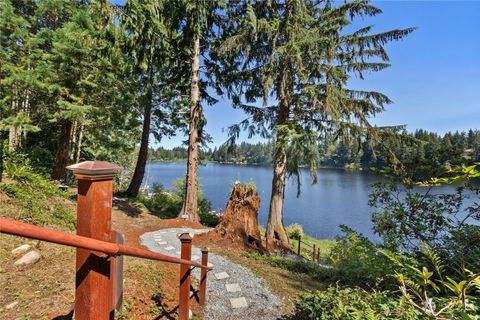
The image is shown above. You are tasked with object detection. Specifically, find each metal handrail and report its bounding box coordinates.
[0,217,209,270]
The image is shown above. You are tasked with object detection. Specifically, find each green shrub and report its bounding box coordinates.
[328,225,396,289]
[199,211,220,227]
[140,184,183,218]
[0,176,75,230]
[288,286,418,320]
[245,252,332,280]
[286,223,304,239]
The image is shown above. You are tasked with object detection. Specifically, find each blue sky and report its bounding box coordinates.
[114,0,480,148]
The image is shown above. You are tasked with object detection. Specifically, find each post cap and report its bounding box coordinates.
[177,232,194,241]
[66,161,123,176]
[201,247,209,253]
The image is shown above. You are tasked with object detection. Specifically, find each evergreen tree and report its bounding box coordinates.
[216,0,414,244]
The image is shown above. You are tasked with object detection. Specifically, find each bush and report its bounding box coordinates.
[288,286,417,320]
[286,223,304,239]
[329,226,396,289]
[245,252,332,280]
[0,166,75,230]
[199,211,220,227]
[140,184,183,218]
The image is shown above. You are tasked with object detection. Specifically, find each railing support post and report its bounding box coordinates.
[199,247,209,306]
[316,248,320,264]
[178,233,193,320]
[67,161,122,320]
[312,244,316,261]
[297,236,301,256]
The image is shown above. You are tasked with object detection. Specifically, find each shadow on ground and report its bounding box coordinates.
[113,199,142,217]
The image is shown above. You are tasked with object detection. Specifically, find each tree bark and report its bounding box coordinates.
[125,73,153,197]
[52,120,73,180]
[266,97,290,245]
[0,132,6,183]
[179,36,201,222]
[75,124,84,163]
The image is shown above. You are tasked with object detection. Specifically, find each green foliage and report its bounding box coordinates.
[138,178,213,222]
[199,211,219,228]
[369,181,480,272]
[245,251,331,280]
[286,223,304,240]
[288,286,418,320]
[329,226,396,289]
[0,164,75,230]
[382,248,480,319]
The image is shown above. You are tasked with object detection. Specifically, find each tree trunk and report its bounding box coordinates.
[125,74,153,197]
[75,124,84,163]
[52,120,73,180]
[266,97,290,245]
[8,92,21,152]
[266,138,289,244]
[179,36,201,222]
[0,132,6,183]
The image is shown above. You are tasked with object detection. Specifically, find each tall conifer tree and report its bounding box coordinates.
[217,0,414,244]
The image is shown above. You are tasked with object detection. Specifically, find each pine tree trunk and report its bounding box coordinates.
[266,98,290,245]
[125,74,153,197]
[266,137,289,244]
[52,120,73,180]
[8,92,21,152]
[75,124,84,163]
[0,131,6,183]
[179,36,201,222]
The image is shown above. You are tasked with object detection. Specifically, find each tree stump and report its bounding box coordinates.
[216,183,262,248]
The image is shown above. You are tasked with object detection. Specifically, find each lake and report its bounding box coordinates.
[143,162,472,240]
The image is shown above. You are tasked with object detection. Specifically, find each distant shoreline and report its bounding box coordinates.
[147,160,364,171]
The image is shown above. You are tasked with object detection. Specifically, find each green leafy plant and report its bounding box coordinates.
[286,223,304,240]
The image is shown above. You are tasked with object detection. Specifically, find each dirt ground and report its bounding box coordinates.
[0,192,205,320]
[1,191,323,319]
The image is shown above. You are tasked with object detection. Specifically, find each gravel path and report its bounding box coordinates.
[140,228,282,320]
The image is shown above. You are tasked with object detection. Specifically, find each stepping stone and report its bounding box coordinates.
[207,262,214,268]
[156,241,167,245]
[226,283,241,293]
[164,246,175,251]
[153,236,163,240]
[230,297,248,309]
[214,272,229,280]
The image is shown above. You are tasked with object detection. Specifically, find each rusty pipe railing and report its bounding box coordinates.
[0,217,209,270]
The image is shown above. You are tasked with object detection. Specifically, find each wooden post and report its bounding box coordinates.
[316,248,320,264]
[312,244,316,261]
[111,230,124,311]
[178,233,193,320]
[199,247,209,306]
[67,161,122,320]
[297,236,301,256]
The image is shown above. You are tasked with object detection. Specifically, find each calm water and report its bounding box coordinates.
[143,162,472,240]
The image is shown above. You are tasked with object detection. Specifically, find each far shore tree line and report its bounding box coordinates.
[1,0,419,245]
[149,128,480,174]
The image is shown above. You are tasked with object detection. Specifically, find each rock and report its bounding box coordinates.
[11,244,31,256]
[14,250,41,266]
[5,301,18,310]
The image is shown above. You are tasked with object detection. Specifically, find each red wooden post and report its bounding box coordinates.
[199,247,209,306]
[111,230,124,311]
[67,161,122,320]
[178,233,193,320]
[312,244,316,261]
[297,236,301,256]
